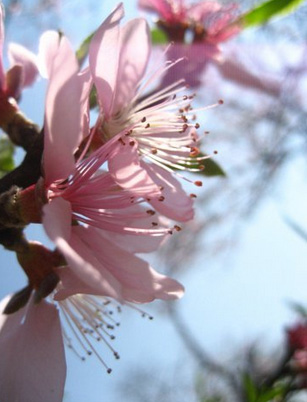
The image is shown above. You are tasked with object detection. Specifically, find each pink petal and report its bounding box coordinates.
[55,225,184,303]
[54,267,101,301]
[89,3,124,119]
[138,0,161,12]
[43,203,122,299]
[108,138,160,196]
[54,265,120,301]
[43,198,72,243]
[43,33,82,185]
[0,295,23,336]
[159,43,219,89]
[188,2,221,22]
[82,227,184,302]
[0,5,5,89]
[37,30,61,79]
[216,56,281,97]
[79,67,92,139]
[143,162,194,222]
[98,217,167,254]
[8,43,38,88]
[138,0,185,23]
[66,228,123,299]
[56,238,122,301]
[0,297,66,402]
[113,18,151,113]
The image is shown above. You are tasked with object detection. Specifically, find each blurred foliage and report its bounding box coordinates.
[288,302,307,319]
[76,31,94,66]
[201,158,226,178]
[240,0,305,28]
[243,373,288,402]
[0,138,14,178]
[174,154,226,177]
[151,28,168,44]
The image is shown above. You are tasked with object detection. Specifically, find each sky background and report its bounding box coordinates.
[1,0,307,401]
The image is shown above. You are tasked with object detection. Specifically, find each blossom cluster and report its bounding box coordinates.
[0,2,215,400]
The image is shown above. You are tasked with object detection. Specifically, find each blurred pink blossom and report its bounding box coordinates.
[139,0,187,25]
[287,323,307,351]
[139,0,240,43]
[0,5,38,99]
[140,1,281,96]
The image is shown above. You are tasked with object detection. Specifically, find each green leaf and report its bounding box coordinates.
[0,138,15,178]
[151,28,168,44]
[287,301,307,318]
[201,157,226,177]
[257,385,287,402]
[76,32,95,65]
[89,85,98,109]
[243,373,258,402]
[176,153,226,177]
[239,0,305,28]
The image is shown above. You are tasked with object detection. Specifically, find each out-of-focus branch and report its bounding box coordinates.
[166,302,244,400]
[0,95,43,193]
[0,132,43,193]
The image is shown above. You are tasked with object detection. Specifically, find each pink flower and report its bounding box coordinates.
[0,295,66,402]
[0,25,185,395]
[139,0,240,44]
[139,0,187,25]
[43,185,184,304]
[142,1,281,96]
[87,3,206,221]
[139,0,240,89]
[41,27,184,304]
[189,2,240,44]
[0,5,38,99]
[287,323,307,351]
[293,350,307,372]
[0,290,151,398]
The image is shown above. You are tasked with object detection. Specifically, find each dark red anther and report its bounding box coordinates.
[190,147,200,157]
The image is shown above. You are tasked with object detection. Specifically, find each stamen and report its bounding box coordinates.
[58,296,121,373]
[125,303,154,320]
